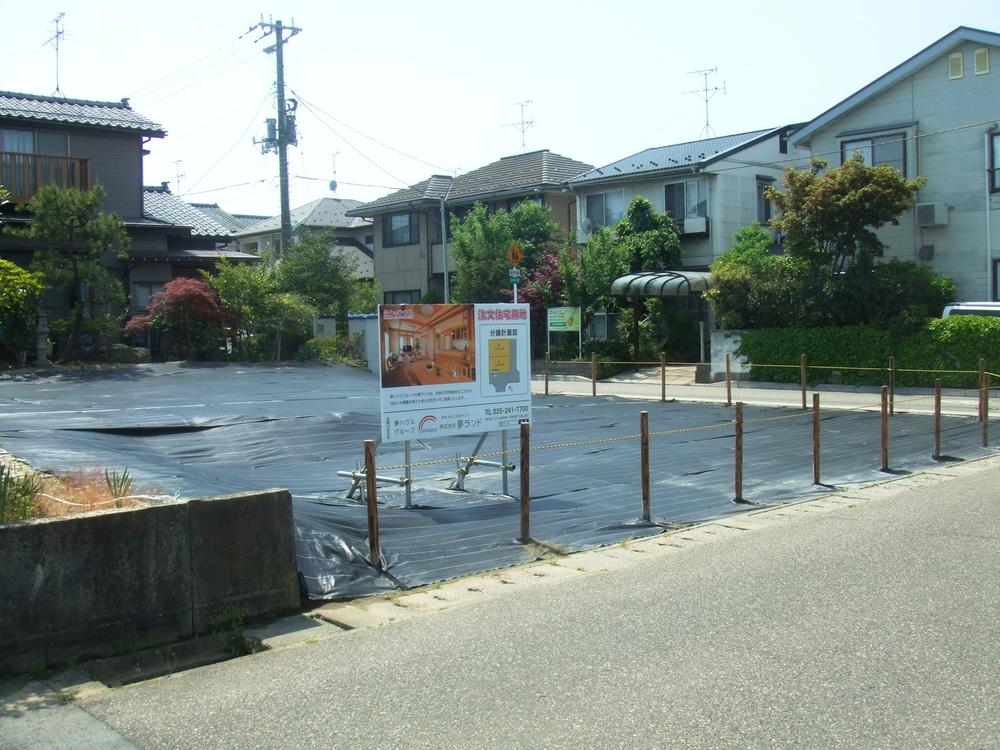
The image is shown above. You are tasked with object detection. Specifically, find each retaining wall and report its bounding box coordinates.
[0,489,300,675]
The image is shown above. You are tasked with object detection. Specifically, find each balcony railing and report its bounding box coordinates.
[0,152,90,202]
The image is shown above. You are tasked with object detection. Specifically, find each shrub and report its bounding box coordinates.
[0,465,43,523]
[142,278,225,360]
[736,316,1000,388]
[294,335,364,365]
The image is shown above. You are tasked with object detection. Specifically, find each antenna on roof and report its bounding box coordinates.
[329,151,340,192]
[173,160,185,196]
[503,100,535,153]
[45,13,66,97]
[684,67,725,139]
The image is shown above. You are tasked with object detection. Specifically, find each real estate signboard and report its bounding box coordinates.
[378,303,532,442]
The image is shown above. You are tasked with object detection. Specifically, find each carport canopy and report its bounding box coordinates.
[610,270,712,297]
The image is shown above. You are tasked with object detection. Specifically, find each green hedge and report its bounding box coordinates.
[736,316,1000,388]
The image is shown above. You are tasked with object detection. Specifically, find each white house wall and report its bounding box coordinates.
[800,38,1000,300]
[574,133,791,268]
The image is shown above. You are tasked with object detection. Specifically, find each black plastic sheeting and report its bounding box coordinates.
[0,363,993,600]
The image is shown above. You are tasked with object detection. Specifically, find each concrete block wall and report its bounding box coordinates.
[0,489,300,675]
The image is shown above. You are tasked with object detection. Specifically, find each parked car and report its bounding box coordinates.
[942,302,1000,318]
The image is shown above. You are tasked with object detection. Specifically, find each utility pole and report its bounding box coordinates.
[250,16,301,257]
[684,67,725,139]
[45,13,66,97]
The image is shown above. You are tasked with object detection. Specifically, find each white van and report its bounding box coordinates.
[942,302,1000,318]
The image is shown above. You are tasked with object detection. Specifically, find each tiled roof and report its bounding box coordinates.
[348,175,454,215]
[447,150,593,201]
[131,246,259,262]
[0,91,165,136]
[189,203,255,233]
[143,188,234,237]
[569,130,778,184]
[349,151,594,215]
[237,197,371,235]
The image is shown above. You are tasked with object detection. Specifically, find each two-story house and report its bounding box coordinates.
[233,197,375,278]
[0,90,255,318]
[348,149,593,303]
[789,26,1000,301]
[568,127,801,269]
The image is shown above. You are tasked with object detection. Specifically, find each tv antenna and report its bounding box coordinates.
[504,100,534,153]
[684,67,725,138]
[172,160,185,196]
[45,13,66,97]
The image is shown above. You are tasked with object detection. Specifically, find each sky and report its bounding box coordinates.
[2,0,997,217]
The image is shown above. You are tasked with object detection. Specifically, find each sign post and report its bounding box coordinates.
[507,242,524,304]
[547,306,582,359]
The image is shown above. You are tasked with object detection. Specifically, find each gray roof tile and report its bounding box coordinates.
[0,90,165,136]
[237,197,371,235]
[143,188,234,237]
[349,150,594,215]
[569,130,777,184]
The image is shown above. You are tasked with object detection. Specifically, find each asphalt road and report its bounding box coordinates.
[53,459,998,749]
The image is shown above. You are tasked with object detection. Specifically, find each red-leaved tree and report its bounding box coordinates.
[127,277,224,360]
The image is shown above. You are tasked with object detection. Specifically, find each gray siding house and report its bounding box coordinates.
[348,150,593,303]
[789,26,1000,300]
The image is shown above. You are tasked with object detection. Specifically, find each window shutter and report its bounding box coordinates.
[975,47,990,76]
[948,52,964,79]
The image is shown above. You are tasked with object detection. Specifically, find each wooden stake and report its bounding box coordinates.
[640,411,650,522]
[880,386,889,472]
[888,355,896,417]
[800,353,808,410]
[734,402,744,501]
[544,351,549,396]
[982,371,989,448]
[519,421,530,543]
[725,353,733,408]
[591,352,597,397]
[660,353,666,403]
[933,379,941,460]
[812,393,821,485]
[979,358,986,423]
[364,439,381,570]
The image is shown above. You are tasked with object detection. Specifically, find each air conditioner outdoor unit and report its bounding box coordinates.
[682,216,707,234]
[916,202,949,227]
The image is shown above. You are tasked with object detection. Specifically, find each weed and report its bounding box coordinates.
[213,605,265,657]
[104,468,133,507]
[0,465,43,522]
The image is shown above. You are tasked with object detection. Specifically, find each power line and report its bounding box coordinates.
[181,88,272,195]
[290,88,454,173]
[293,175,401,190]
[705,117,1000,176]
[293,97,410,188]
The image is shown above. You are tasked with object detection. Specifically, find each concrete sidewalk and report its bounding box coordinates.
[533,370,984,417]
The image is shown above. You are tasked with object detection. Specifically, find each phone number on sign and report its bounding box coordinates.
[484,405,530,417]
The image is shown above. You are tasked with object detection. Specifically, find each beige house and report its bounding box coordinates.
[348,150,593,303]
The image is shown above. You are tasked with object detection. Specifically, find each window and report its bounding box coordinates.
[0,129,68,154]
[949,52,964,79]
[134,283,165,310]
[364,234,374,248]
[975,47,990,75]
[384,289,420,304]
[584,190,624,230]
[841,133,906,174]
[506,195,543,212]
[756,177,774,224]
[663,179,708,224]
[991,133,1000,194]
[383,212,419,247]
